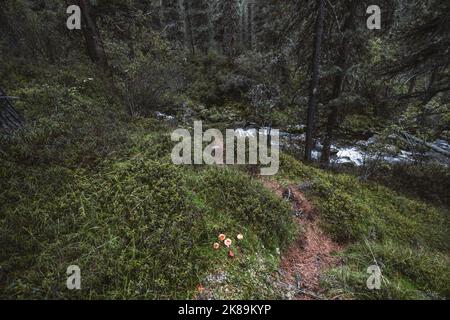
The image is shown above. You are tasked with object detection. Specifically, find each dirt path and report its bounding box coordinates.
[261,179,342,300]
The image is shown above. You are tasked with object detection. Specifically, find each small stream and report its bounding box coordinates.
[155,111,450,167]
[235,127,450,167]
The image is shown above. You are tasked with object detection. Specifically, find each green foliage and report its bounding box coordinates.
[279,154,449,299]
[184,53,237,105]
[0,0,73,63]
[340,114,382,135]
[1,153,296,299]
[1,159,203,299]
[1,81,128,168]
[107,30,186,116]
[0,78,296,298]
[369,162,450,207]
[323,241,449,299]
[196,167,296,249]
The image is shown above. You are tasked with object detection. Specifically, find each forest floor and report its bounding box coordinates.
[260,178,342,300]
[1,74,448,299]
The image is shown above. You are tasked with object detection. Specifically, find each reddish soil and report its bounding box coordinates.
[260,178,342,300]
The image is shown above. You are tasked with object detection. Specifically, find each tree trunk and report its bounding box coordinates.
[247,1,254,50]
[320,1,357,165]
[304,0,325,161]
[320,76,344,164]
[183,0,196,54]
[189,0,210,55]
[408,76,416,94]
[222,0,239,57]
[162,0,184,47]
[423,69,438,104]
[417,68,439,128]
[78,0,109,73]
[0,88,24,133]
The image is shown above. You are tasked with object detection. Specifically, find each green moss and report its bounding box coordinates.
[1,155,297,299]
[0,70,299,299]
[323,241,449,299]
[279,153,450,299]
[194,167,297,249]
[1,67,447,299]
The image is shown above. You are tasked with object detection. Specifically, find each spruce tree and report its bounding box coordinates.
[161,0,184,47]
[221,0,239,56]
[186,0,210,54]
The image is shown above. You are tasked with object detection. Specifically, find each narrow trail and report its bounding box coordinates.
[260,179,342,300]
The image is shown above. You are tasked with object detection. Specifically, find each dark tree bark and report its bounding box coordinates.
[78,0,109,73]
[247,1,254,50]
[253,0,268,51]
[423,68,438,104]
[418,68,439,128]
[222,0,239,57]
[0,88,24,133]
[320,1,357,165]
[305,0,325,161]
[162,0,184,47]
[408,76,417,94]
[188,0,210,54]
[183,0,196,54]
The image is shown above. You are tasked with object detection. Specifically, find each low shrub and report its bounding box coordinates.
[279,153,449,299]
[195,167,296,249]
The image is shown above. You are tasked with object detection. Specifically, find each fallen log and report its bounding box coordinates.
[0,87,24,133]
[398,131,450,158]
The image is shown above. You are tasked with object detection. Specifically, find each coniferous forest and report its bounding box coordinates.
[0,0,449,301]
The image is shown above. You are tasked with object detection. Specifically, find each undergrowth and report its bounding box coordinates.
[0,75,295,298]
[1,66,448,300]
[279,153,449,299]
